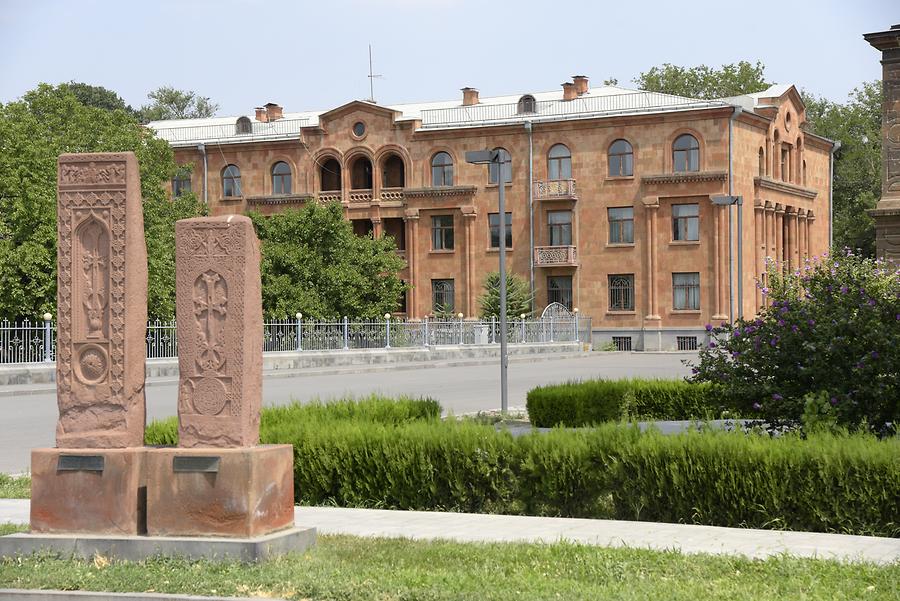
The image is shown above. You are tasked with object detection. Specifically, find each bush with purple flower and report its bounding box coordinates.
[689,251,899,433]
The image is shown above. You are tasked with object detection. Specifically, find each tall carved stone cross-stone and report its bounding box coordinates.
[865,24,900,263]
[174,215,263,448]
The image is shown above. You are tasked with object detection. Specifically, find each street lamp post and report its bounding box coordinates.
[466,149,509,414]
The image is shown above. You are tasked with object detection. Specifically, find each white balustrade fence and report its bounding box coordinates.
[0,315,591,364]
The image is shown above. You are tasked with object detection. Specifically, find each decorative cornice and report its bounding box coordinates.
[754,176,818,199]
[641,171,727,185]
[403,185,477,199]
[246,194,314,205]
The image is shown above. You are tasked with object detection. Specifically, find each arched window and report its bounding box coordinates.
[222,164,241,197]
[673,134,699,172]
[382,154,405,188]
[271,161,292,195]
[236,116,252,135]
[758,148,765,177]
[320,157,342,191]
[547,144,572,180]
[350,156,373,189]
[802,160,807,186]
[608,139,633,177]
[488,148,512,184]
[517,94,536,114]
[431,152,454,187]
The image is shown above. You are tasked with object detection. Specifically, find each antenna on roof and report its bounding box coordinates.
[367,44,382,103]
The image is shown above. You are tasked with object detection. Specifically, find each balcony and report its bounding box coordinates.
[534,245,578,266]
[534,179,577,201]
[379,187,405,202]
[317,191,342,204]
[348,189,373,203]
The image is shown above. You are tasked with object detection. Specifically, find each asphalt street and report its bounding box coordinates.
[0,352,694,473]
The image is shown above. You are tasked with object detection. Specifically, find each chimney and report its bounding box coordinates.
[562,82,577,101]
[572,75,589,95]
[255,107,268,122]
[264,102,283,121]
[461,87,480,106]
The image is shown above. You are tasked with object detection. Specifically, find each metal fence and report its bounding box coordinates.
[0,316,591,364]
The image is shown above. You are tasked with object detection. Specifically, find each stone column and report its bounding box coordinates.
[641,199,660,320]
[712,201,727,320]
[775,204,785,269]
[865,25,900,262]
[371,217,383,238]
[754,200,764,312]
[462,207,477,317]
[798,209,808,261]
[404,209,420,315]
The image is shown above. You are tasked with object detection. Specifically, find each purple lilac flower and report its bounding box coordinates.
[871,351,879,359]
[752,402,762,411]
[791,325,799,333]
[868,299,876,307]
[830,397,838,406]
[780,306,789,314]
[705,323,713,332]
[769,337,779,347]
[840,286,849,294]
[731,351,740,358]
[808,319,815,326]
[691,367,699,374]
[772,393,783,401]
[709,342,717,349]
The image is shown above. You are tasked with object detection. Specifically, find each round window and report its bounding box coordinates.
[352,121,366,137]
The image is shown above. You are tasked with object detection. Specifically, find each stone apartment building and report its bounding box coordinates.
[149,76,836,350]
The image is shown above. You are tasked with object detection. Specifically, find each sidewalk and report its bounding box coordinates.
[2,500,898,564]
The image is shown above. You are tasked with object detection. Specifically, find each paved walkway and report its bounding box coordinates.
[2,500,897,564]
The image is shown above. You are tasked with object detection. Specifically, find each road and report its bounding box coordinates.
[0,352,694,473]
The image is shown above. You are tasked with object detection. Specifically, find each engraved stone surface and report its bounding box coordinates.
[55,153,147,448]
[175,215,263,447]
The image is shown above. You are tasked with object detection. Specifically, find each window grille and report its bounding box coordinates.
[608,274,634,311]
[612,336,632,351]
[547,276,573,311]
[432,279,455,315]
[677,336,698,351]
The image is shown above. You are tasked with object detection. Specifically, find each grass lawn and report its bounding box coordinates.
[0,527,897,601]
[0,474,29,499]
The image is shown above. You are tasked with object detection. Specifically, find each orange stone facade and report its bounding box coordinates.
[157,82,833,350]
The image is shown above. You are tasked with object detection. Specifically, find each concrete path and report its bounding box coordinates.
[2,500,897,564]
[0,353,694,473]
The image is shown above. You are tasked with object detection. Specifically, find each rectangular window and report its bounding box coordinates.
[489,212,512,249]
[548,210,572,246]
[612,336,633,351]
[172,169,192,198]
[397,281,408,314]
[431,215,454,250]
[547,276,573,310]
[608,274,635,311]
[677,336,699,351]
[432,279,454,315]
[673,272,700,310]
[781,146,790,182]
[672,204,699,241]
[608,207,634,244]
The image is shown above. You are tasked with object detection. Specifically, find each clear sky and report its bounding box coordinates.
[0,0,895,116]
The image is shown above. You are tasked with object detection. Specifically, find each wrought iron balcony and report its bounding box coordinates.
[534,245,578,266]
[534,179,577,200]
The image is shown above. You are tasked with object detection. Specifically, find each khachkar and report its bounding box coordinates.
[30,152,148,534]
[145,215,295,538]
[865,24,900,262]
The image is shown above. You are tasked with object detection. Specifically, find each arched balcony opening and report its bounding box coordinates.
[319,158,342,191]
[350,156,373,190]
[381,154,405,188]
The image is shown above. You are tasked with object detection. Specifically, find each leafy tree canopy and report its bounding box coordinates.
[802,82,882,256]
[138,86,219,123]
[0,83,205,320]
[250,204,407,319]
[478,272,533,319]
[57,81,135,115]
[634,60,771,99]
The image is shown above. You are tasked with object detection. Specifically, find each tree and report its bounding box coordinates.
[249,204,407,319]
[57,81,135,115]
[477,272,533,319]
[138,86,219,123]
[634,60,771,99]
[0,83,205,320]
[802,82,882,256]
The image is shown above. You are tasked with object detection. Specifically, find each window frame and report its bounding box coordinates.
[608,139,634,177]
[608,274,635,311]
[547,275,573,311]
[271,161,292,195]
[222,164,242,198]
[431,279,455,315]
[547,144,572,181]
[672,134,700,173]
[488,148,512,184]
[431,214,455,251]
[431,152,454,187]
[608,206,634,244]
[547,210,573,246]
[172,167,192,198]
[672,272,700,310]
[488,212,512,249]
[672,203,699,242]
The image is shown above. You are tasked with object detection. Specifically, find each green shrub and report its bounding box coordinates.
[526,378,725,427]
[145,396,900,537]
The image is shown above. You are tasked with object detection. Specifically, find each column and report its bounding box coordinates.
[775,204,785,270]
[789,207,800,270]
[462,207,477,317]
[404,209,419,316]
[798,209,807,261]
[642,199,660,319]
[807,212,816,258]
[754,200,764,312]
[371,217,383,239]
[712,201,727,320]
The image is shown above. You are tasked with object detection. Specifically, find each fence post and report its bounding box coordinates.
[343,316,349,350]
[550,316,555,343]
[491,316,496,344]
[43,313,53,362]
[300,314,305,351]
[520,314,526,343]
[574,309,579,343]
[385,313,391,349]
[458,313,464,345]
[423,316,429,348]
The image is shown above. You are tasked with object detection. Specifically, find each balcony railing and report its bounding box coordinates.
[535,245,578,266]
[534,179,577,200]
[380,187,405,202]
[317,191,342,203]
[150,117,310,146]
[348,190,373,203]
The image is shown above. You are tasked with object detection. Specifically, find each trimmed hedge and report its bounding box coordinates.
[146,397,900,537]
[526,378,728,427]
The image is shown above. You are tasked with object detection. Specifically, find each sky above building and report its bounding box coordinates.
[0,0,895,116]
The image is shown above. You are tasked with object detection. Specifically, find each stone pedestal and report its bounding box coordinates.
[30,447,146,535]
[145,445,294,538]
